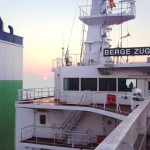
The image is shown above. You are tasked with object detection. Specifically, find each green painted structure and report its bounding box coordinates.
[0,17,23,150]
[0,81,23,150]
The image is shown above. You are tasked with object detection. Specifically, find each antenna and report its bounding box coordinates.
[80,23,86,62]
[67,0,79,50]
[120,0,123,47]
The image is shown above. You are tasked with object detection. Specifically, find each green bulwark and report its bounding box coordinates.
[0,80,22,150]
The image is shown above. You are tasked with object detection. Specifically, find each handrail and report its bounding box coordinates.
[79,1,134,17]
[52,51,149,69]
[78,93,85,104]
[95,100,150,150]
[17,87,54,101]
[57,111,86,142]
[17,88,145,116]
[78,91,91,105]
[79,129,92,145]
[136,120,148,150]
[21,125,34,141]
[21,125,97,149]
[59,111,77,130]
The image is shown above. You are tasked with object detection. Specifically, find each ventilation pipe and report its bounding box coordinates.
[0,17,4,32]
[8,25,14,34]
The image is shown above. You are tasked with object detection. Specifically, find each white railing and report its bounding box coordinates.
[57,111,86,143]
[52,53,81,69]
[17,87,54,101]
[55,91,135,114]
[95,99,150,150]
[52,58,63,69]
[21,125,34,141]
[21,125,98,149]
[52,52,149,69]
[79,1,134,17]
[17,87,146,115]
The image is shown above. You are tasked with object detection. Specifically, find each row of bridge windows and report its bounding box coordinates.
[63,78,137,92]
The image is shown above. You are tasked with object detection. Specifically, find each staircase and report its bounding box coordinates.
[57,110,86,143]
[79,129,91,145]
[56,91,91,143]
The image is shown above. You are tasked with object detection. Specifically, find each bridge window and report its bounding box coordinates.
[64,78,79,91]
[99,78,116,91]
[118,78,137,92]
[81,78,97,91]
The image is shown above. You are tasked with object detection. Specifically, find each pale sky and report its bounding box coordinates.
[0,0,150,88]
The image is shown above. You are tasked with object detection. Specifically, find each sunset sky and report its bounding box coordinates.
[0,0,150,88]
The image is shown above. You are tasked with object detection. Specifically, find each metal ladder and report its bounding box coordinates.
[79,129,91,145]
[57,111,86,143]
[56,91,90,143]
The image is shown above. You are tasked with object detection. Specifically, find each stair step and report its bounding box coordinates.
[57,111,86,142]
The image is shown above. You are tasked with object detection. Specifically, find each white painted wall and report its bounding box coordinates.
[54,68,61,91]
[103,116,116,136]
[15,108,34,150]
[34,110,63,138]
[54,66,149,104]
[21,109,106,143]
[0,40,23,80]
[72,112,104,143]
[60,66,145,79]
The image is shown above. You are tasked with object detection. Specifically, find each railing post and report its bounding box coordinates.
[76,92,78,104]
[72,134,74,148]
[48,88,50,97]
[57,91,60,104]
[30,90,31,100]
[104,94,106,110]
[38,91,39,99]
[41,88,43,98]
[36,130,38,144]
[38,91,40,104]
[21,128,23,141]
[54,133,56,146]
[18,89,21,101]
[26,90,27,100]
[90,135,93,150]
[117,95,119,113]
[34,88,35,99]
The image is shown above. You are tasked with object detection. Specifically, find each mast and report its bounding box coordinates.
[79,0,136,65]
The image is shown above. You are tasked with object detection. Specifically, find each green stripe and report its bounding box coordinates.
[0,80,22,150]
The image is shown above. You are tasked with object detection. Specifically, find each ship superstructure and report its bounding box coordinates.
[15,0,150,150]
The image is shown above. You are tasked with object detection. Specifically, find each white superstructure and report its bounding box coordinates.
[15,0,150,150]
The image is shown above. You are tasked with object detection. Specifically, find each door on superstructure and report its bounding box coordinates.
[54,68,61,100]
[103,116,116,136]
[144,79,150,97]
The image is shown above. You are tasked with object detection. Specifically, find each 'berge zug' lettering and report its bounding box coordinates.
[104,47,150,57]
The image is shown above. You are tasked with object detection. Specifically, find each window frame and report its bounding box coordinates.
[39,115,46,125]
[81,78,97,91]
[99,78,116,91]
[63,78,79,91]
[118,78,137,92]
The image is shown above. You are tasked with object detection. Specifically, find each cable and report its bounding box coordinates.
[67,0,80,49]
